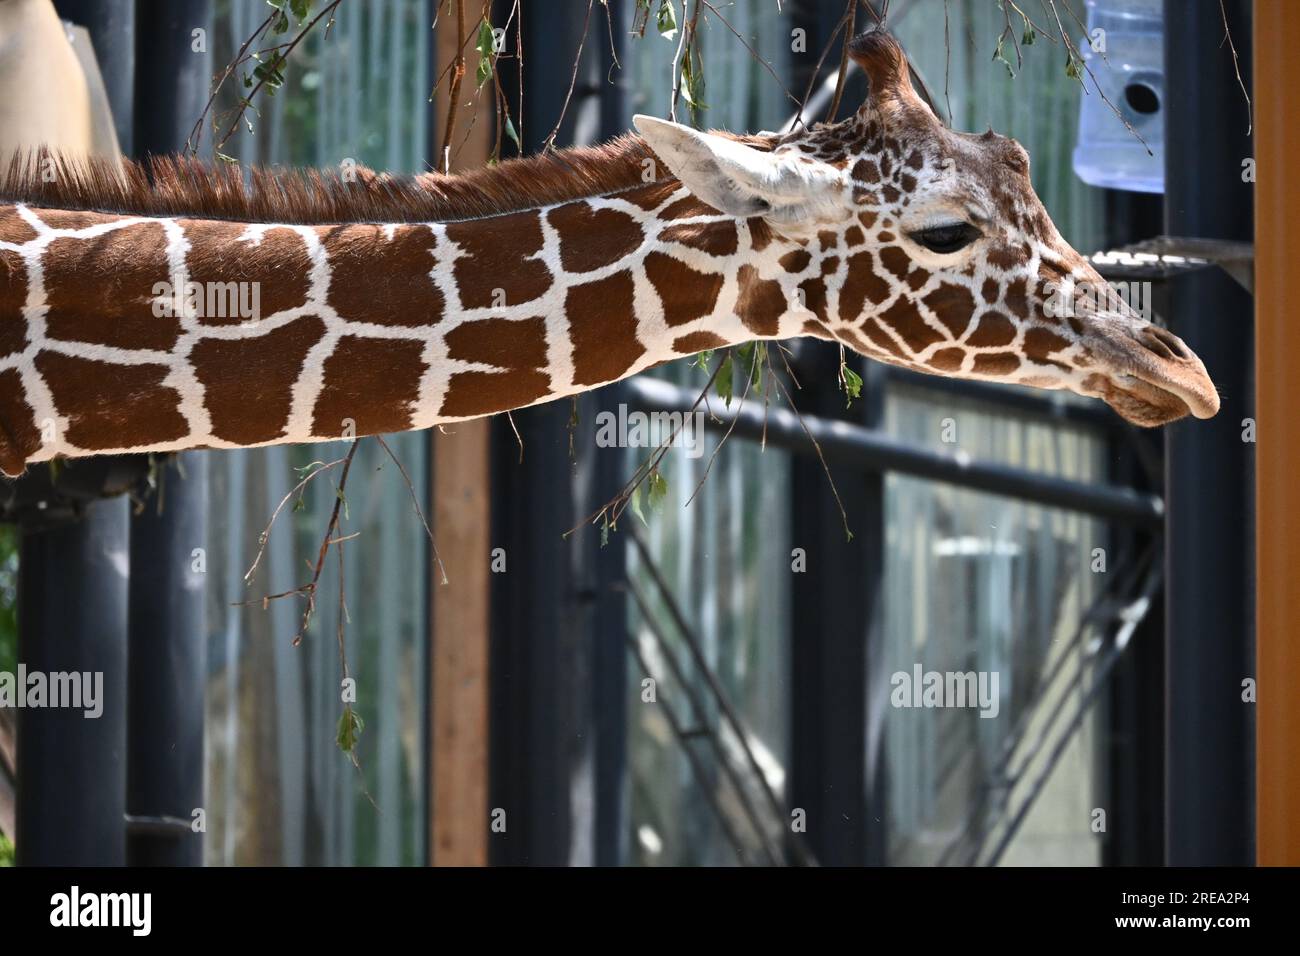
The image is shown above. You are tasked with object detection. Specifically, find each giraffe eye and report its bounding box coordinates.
[909,222,982,254]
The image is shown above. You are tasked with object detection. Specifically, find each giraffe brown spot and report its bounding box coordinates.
[1003,276,1031,319]
[899,173,917,193]
[623,181,678,211]
[981,278,1000,304]
[821,256,840,276]
[36,351,187,451]
[906,268,931,292]
[844,225,865,247]
[0,367,41,476]
[1067,316,1086,336]
[659,219,738,256]
[660,196,712,220]
[182,220,313,325]
[852,159,880,183]
[858,211,878,230]
[880,297,945,353]
[1025,326,1072,366]
[966,312,1017,347]
[905,150,924,170]
[779,249,812,273]
[879,246,910,279]
[973,352,1022,376]
[35,209,124,232]
[439,369,552,418]
[0,206,38,244]
[45,220,178,350]
[861,317,908,360]
[192,314,326,445]
[320,223,443,326]
[839,328,878,355]
[446,210,551,308]
[927,348,966,372]
[801,320,834,340]
[645,252,723,327]
[311,335,426,437]
[736,265,786,337]
[922,283,977,339]
[817,231,838,252]
[0,250,28,358]
[840,251,892,320]
[548,204,644,272]
[799,278,829,323]
[568,269,644,386]
[748,218,775,253]
[673,331,729,354]
[987,242,1028,271]
[445,316,547,369]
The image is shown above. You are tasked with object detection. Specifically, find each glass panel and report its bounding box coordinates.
[881,384,1108,865]
[201,0,430,866]
[625,428,793,867]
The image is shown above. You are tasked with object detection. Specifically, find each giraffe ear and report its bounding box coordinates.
[633,115,834,221]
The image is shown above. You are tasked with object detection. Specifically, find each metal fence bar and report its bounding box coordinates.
[622,376,1165,526]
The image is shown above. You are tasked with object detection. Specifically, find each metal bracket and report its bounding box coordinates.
[1091,236,1255,295]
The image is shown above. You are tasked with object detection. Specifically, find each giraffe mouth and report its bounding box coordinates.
[1085,323,1221,426]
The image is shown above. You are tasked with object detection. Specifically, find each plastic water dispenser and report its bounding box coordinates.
[1072,0,1164,194]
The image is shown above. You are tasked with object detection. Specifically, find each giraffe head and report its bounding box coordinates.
[634,30,1218,426]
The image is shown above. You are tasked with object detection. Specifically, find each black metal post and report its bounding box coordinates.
[16,504,129,865]
[1162,0,1255,865]
[124,0,213,868]
[788,344,883,866]
[126,457,208,866]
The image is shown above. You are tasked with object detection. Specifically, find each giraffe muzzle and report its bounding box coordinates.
[1086,321,1221,426]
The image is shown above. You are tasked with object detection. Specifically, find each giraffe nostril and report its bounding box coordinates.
[1140,325,1191,362]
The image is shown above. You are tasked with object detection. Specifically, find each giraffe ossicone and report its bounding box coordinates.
[0,29,1218,478]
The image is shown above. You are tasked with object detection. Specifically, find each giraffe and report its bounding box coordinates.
[0,30,1218,478]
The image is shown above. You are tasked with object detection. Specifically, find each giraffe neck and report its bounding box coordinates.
[0,182,813,474]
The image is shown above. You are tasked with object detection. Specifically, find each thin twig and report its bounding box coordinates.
[374,435,448,586]
[1218,0,1252,135]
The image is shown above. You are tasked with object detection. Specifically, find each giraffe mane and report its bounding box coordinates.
[0,133,767,226]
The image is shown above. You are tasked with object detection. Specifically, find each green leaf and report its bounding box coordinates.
[992,38,1015,78]
[630,483,647,526]
[1022,24,1036,46]
[271,9,291,34]
[656,0,677,40]
[289,0,311,22]
[691,348,714,370]
[475,19,496,89]
[1065,51,1083,80]
[600,513,610,547]
[716,353,734,407]
[336,706,364,752]
[504,115,521,151]
[841,365,863,407]
[647,470,668,511]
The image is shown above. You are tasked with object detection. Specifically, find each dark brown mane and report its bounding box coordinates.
[0,134,690,225]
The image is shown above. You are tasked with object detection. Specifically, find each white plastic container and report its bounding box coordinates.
[1071,0,1164,194]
